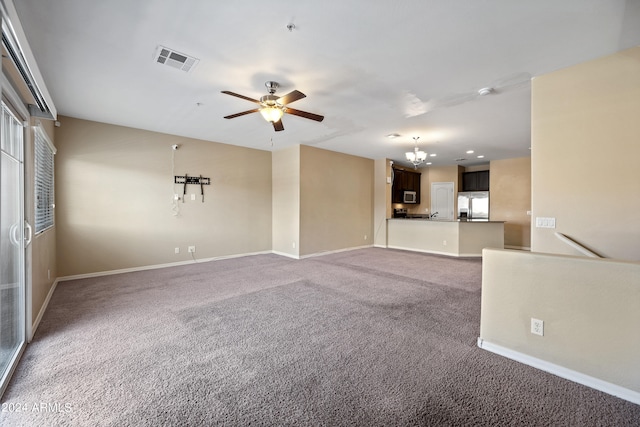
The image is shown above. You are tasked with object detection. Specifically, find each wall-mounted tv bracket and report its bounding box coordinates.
[174,174,210,202]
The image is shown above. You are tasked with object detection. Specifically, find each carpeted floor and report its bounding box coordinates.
[1,248,638,426]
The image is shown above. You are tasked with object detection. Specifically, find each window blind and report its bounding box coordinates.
[34,125,55,233]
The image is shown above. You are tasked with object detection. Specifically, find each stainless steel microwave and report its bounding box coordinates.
[403,191,417,203]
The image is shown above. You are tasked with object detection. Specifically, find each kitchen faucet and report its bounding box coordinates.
[430,212,438,218]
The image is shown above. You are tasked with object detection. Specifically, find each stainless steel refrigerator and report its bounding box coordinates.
[457,191,489,220]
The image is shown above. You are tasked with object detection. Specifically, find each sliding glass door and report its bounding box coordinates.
[0,101,26,397]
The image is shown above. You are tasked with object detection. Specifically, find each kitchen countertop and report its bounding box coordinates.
[389,218,505,223]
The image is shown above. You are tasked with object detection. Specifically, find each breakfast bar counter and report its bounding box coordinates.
[387,219,504,257]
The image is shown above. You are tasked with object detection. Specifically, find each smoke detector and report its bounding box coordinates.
[478,87,493,96]
[154,46,199,72]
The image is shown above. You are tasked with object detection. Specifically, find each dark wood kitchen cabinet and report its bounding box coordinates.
[392,167,421,203]
[462,170,489,192]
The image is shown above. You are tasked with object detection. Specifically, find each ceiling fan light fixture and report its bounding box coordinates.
[259,106,284,123]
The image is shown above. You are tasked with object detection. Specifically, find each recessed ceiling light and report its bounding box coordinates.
[477,155,485,158]
[430,153,436,157]
[466,150,474,154]
[426,162,432,165]
[386,133,401,139]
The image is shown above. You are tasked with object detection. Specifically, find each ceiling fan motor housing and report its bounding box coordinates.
[260,94,281,107]
[265,81,279,94]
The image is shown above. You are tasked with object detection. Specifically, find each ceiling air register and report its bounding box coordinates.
[154,46,199,72]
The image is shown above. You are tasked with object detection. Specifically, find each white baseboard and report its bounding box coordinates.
[272,245,375,260]
[297,244,374,259]
[477,338,640,405]
[30,278,59,342]
[57,245,378,282]
[504,245,531,251]
[387,245,482,258]
[271,250,300,259]
[57,250,273,282]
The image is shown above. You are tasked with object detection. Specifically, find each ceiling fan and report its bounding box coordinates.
[222,81,324,131]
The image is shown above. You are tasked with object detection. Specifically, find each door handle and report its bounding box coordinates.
[24,221,33,246]
[10,223,20,246]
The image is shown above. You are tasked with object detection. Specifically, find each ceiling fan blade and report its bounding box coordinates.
[224,109,260,119]
[284,107,324,122]
[277,90,306,105]
[272,120,284,132]
[221,91,260,104]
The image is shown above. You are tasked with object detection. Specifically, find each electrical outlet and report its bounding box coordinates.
[443,240,447,246]
[364,235,367,240]
[188,246,196,253]
[531,318,544,336]
[191,194,196,201]
[175,247,180,254]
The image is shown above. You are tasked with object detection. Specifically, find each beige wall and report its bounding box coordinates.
[272,145,300,257]
[402,164,462,215]
[373,158,391,247]
[54,116,272,276]
[480,249,640,396]
[531,46,640,261]
[490,157,531,249]
[299,145,373,256]
[29,119,57,327]
[388,220,503,257]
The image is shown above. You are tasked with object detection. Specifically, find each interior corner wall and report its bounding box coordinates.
[490,157,531,249]
[531,47,640,261]
[272,145,300,257]
[373,158,390,247]
[54,116,272,276]
[299,145,374,257]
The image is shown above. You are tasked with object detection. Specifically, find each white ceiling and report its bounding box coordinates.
[13,0,640,167]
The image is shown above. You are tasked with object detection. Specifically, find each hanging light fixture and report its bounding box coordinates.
[405,136,427,168]
[259,106,284,123]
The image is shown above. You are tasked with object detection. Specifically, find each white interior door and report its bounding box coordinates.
[430,182,454,220]
[0,101,26,398]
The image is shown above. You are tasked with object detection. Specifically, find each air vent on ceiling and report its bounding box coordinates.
[154,45,199,72]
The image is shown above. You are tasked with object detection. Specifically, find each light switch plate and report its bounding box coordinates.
[535,217,556,228]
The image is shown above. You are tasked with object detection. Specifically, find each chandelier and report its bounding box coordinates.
[405,136,427,168]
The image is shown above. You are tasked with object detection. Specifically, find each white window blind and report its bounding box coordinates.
[34,124,56,233]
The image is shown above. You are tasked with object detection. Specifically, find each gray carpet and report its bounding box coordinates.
[1,248,638,426]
